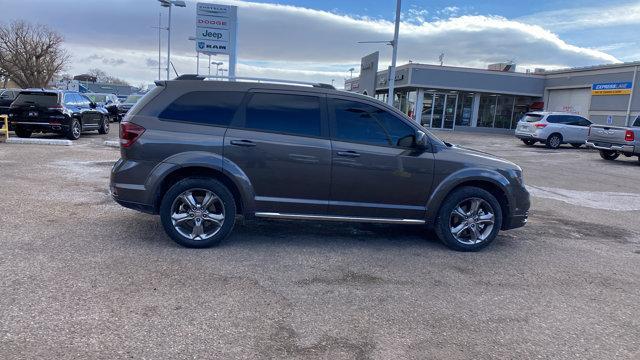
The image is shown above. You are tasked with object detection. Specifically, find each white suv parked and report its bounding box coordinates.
[514,112,593,149]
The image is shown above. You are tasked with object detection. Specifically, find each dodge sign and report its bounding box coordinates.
[195,2,237,57]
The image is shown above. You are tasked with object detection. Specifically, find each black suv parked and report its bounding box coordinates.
[87,93,120,122]
[110,77,529,251]
[10,90,110,140]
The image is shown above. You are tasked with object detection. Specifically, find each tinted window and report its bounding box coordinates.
[332,99,415,147]
[370,108,415,147]
[78,95,92,107]
[573,116,591,126]
[159,91,244,127]
[633,116,640,127]
[0,90,16,100]
[522,114,543,122]
[546,115,571,124]
[245,93,321,137]
[63,93,75,106]
[12,93,59,107]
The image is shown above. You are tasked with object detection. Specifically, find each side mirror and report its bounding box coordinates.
[90,102,97,109]
[416,130,428,149]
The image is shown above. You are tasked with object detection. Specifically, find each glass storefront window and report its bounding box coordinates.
[477,95,496,127]
[456,93,474,126]
[494,95,515,129]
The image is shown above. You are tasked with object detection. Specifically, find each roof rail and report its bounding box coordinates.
[174,74,336,90]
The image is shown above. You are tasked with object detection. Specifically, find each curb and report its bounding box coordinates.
[104,140,120,148]
[5,138,73,146]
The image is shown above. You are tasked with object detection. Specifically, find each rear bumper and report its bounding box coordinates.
[585,141,637,155]
[11,121,70,132]
[514,132,542,141]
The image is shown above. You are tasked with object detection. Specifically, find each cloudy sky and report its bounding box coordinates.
[3,0,639,86]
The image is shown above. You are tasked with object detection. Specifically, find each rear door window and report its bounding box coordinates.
[159,91,244,127]
[546,115,570,124]
[244,92,322,137]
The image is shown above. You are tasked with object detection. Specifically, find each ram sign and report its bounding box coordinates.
[195,2,237,56]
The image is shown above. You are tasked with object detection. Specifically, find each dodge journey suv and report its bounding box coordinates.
[110,77,529,251]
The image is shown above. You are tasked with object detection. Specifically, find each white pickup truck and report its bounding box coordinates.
[586,116,640,162]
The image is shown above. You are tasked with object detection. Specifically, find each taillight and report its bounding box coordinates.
[625,130,634,142]
[534,123,547,128]
[119,121,145,148]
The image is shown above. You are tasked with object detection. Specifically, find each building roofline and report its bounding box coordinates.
[542,61,640,74]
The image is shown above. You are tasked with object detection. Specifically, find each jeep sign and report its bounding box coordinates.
[195,2,237,62]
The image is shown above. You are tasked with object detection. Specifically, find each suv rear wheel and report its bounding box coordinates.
[546,133,562,149]
[14,127,32,138]
[434,187,503,252]
[160,177,236,248]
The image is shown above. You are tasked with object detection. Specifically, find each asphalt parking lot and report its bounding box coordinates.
[1,127,639,359]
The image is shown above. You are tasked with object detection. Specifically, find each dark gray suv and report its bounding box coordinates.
[110,77,529,251]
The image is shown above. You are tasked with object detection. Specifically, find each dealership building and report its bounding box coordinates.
[345,53,640,132]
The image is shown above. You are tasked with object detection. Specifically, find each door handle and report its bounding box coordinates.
[337,150,360,158]
[230,139,256,147]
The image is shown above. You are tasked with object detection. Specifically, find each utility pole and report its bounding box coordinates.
[387,0,401,107]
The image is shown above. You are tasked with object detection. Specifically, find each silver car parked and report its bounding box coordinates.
[514,111,593,149]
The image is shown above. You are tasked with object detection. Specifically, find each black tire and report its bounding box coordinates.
[434,186,503,252]
[98,116,109,134]
[570,143,582,149]
[66,119,81,140]
[599,150,619,161]
[521,139,536,146]
[14,127,32,138]
[545,133,562,149]
[160,177,236,248]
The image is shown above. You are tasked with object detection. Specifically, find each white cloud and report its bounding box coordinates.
[2,0,624,85]
[518,1,640,31]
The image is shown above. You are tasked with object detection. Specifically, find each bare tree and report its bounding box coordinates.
[87,68,130,86]
[0,21,69,88]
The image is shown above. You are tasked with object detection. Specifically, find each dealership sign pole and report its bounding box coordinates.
[196,3,238,79]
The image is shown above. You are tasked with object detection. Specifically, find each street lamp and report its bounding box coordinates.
[219,68,228,77]
[211,61,223,76]
[188,36,200,74]
[348,67,355,79]
[158,0,186,80]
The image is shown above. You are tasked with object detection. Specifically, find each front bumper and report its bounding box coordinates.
[585,141,637,155]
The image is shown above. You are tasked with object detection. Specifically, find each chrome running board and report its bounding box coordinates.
[254,212,425,224]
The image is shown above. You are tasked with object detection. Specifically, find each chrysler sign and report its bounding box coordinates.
[195,2,237,56]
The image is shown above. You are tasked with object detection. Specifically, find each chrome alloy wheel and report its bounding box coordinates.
[549,136,561,148]
[103,117,110,132]
[170,188,225,241]
[449,197,495,245]
[72,121,81,138]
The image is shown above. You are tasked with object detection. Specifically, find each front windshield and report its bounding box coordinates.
[88,94,107,103]
[124,95,141,104]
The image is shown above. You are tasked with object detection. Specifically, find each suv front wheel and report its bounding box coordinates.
[160,177,236,248]
[66,119,82,140]
[434,187,503,252]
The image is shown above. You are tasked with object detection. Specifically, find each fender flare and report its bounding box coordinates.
[424,167,515,224]
[145,151,256,215]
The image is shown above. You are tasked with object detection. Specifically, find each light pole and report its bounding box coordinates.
[356,0,402,106]
[188,36,199,74]
[158,0,186,80]
[151,12,164,80]
[348,67,355,79]
[387,0,401,107]
[219,68,228,77]
[212,61,223,76]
